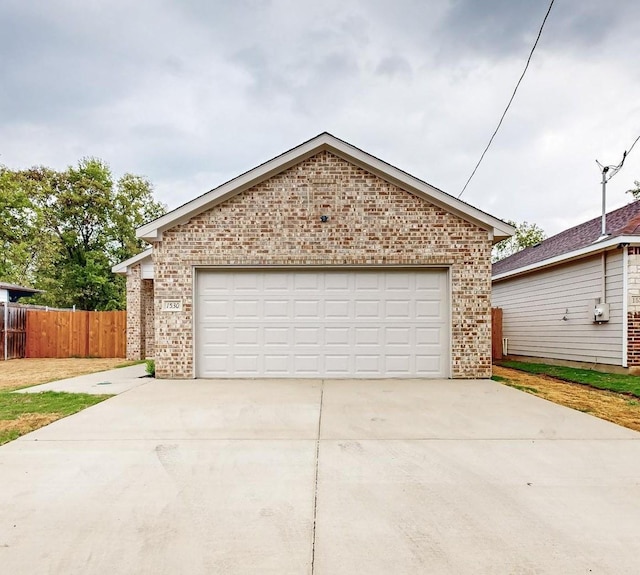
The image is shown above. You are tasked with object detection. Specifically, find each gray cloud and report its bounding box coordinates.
[1,0,639,238]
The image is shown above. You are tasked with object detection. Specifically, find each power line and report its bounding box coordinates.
[458,0,555,199]
[596,133,640,183]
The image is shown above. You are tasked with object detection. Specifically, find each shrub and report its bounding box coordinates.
[145,359,155,377]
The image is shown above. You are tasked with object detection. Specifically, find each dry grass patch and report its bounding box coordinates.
[493,365,640,432]
[0,412,60,437]
[0,358,137,391]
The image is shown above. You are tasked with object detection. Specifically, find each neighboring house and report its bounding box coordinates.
[492,200,640,371]
[113,133,514,379]
[0,282,42,303]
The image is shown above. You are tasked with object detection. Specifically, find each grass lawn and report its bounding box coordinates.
[493,363,640,432]
[499,360,640,398]
[0,390,110,445]
[0,358,140,391]
[0,358,141,444]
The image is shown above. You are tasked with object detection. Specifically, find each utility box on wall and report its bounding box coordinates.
[593,299,610,323]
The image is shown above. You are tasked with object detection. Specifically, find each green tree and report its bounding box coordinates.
[0,167,58,286]
[492,220,546,263]
[628,181,640,199]
[0,159,166,310]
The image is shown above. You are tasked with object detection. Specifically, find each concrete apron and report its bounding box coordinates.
[1,379,640,574]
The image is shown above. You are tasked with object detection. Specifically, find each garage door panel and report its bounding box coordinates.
[234,355,259,374]
[355,274,380,290]
[264,300,289,319]
[325,355,350,375]
[294,275,320,290]
[385,300,412,319]
[355,300,381,319]
[324,273,350,291]
[325,327,350,346]
[294,300,321,318]
[196,270,449,378]
[264,355,289,374]
[416,355,442,375]
[264,327,289,346]
[234,300,259,318]
[385,327,412,345]
[355,355,381,373]
[294,355,320,373]
[234,274,260,291]
[385,274,412,290]
[202,326,229,344]
[416,273,443,289]
[202,354,229,374]
[354,327,381,345]
[386,355,412,374]
[325,300,350,318]
[262,274,289,290]
[416,300,443,320]
[293,327,321,345]
[199,299,230,320]
[234,327,259,345]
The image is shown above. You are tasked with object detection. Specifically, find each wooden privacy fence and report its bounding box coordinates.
[25,310,126,358]
[0,304,28,360]
[492,307,503,361]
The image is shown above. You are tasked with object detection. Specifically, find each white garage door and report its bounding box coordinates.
[195,269,449,378]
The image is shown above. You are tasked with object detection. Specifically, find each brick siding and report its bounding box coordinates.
[126,266,143,360]
[126,267,154,360]
[151,151,493,378]
[628,313,640,367]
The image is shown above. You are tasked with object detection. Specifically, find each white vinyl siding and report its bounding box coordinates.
[195,269,450,378]
[492,252,623,365]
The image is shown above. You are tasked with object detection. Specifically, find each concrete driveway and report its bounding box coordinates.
[1,377,640,574]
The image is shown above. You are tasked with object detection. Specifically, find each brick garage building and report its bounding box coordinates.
[114,133,513,379]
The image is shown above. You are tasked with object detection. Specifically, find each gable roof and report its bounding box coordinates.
[111,248,153,274]
[493,200,640,279]
[137,132,514,243]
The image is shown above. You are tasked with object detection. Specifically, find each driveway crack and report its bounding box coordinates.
[311,380,324,574]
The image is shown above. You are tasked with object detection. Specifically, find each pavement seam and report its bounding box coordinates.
[310,380,325,574]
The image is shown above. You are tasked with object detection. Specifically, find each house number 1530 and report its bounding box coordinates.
[162,300,183,312]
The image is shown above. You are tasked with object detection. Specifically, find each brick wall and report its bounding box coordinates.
[143,279,154,358]
[126,265,143,360]
[627,248,640,367]
[126,266,154,360]
[628,313,640,367]
[152,150,493,378]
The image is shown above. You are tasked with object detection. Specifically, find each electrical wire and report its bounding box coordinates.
[458,0,555,199]
[625,133,640,160]
[597,133,640,182]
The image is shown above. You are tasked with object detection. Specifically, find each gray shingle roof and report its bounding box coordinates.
[492,200,640,276]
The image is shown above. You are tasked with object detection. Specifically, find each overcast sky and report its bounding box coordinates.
[2,0,639,238]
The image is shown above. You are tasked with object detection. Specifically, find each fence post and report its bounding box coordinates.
[492,307,503,361]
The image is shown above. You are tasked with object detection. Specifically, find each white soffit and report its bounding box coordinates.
[112,248,153,275]
[137,133,515,243]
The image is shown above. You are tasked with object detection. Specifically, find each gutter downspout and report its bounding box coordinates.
[623,246,629,368]
[601,252,607,303]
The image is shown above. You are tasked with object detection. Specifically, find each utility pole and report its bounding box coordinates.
[596,151,628,240]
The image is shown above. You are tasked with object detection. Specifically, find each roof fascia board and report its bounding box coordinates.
[492,235,639,281]
[137,133,515,242]
[112,248,153,274]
